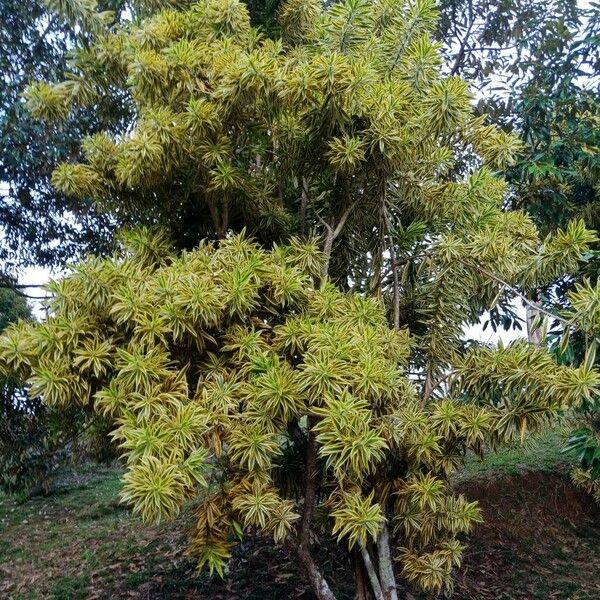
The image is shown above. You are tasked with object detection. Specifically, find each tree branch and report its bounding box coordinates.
[449,15,475,76]
[360,545,385,600]
[0,282,50,300]
[300,177,309,236]
[465,261,569,325]
[421,370,453,405]
[319,200,358,282]
[382,207,400,330]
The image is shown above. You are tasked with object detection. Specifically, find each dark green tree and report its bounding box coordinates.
[0,288,31,331]
[0,0,132,275]
[439,0,600,233]
[0,288,48,496]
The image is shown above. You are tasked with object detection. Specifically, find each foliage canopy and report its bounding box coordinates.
[5,0,600,598]
[2,227,599,598]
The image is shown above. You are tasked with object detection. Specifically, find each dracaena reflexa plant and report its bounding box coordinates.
[550,280,600,506]
[9,0,600,598]
[1,230,600,600]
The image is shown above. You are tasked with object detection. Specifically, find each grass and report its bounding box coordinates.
[0,464,194,599]
[455,425,577,483]
[0,425,598,599]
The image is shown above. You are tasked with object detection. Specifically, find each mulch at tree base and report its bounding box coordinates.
[142,472,600,600]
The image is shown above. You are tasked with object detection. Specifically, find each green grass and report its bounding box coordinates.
[0,465,183,599]
[455,424,576,483]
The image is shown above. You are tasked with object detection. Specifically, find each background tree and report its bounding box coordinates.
[0,286,113,497]
[439,0,600,260]
[0,288,53,497]
[439,0,600,489]
[0,0,136,276]
[0,288,30,332]
[7,1,600,598]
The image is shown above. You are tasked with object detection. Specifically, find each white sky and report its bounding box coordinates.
[463,307,527,345]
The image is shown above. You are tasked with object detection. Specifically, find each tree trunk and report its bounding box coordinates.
[289,417,338,600]
[296,543,338,600]
[300,419,318,547]
[376,522,398,600]
[353,547,371,600]
[360,546,385,600]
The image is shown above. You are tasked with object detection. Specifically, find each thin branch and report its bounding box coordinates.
[360,546,385,600]
[382,207,400,330]
[421,364,434,407]
[380,251,435,287]
[449,15,475,76]
[0,283,50,300]
[300,177,309,236]
[315,210,333,234]
[319,199,359,282]
[332,199,358,240]
[1,283,48,288]
[421,370,454,405]
[466,262,569,325]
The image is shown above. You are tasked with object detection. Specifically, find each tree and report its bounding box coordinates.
[0,0,288,277]
[0,289,42,495]
[2,229,599,599]
[552,277,600,505]
[0,0,135,275]
[0,289,58,497]
[0,288,31,332]
[25,0,524,274]
[439,0,600,234]
[5,0,600,597]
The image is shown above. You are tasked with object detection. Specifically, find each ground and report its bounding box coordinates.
[2,428,600,599]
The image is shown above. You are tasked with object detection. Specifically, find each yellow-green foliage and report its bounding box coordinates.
[25,0,528,247]
[14,0,600,596]
[572,467,600,503]
[1,229,599,594]
[25,0,598,390]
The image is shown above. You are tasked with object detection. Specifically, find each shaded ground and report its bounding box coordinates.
[2,429,600,599]
[456,472,600,600]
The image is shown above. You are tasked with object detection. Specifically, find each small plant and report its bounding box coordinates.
[557,280,600,503]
